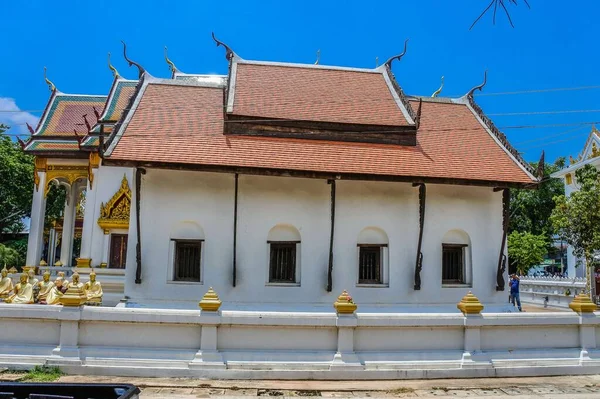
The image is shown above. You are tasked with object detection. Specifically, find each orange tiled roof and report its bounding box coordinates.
[229,61,414,127]
[108,81,535,185]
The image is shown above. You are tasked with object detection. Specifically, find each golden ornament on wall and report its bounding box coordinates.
[97,174,131,232]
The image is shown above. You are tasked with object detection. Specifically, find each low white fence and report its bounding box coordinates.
[1,304,600,379]
[519,276,587,309]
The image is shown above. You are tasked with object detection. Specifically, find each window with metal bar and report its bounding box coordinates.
[174,240,202,282]
[358,245,383,284]
[442,244,466,284]
[269,242,297,283]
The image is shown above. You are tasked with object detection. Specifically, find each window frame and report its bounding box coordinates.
[356,243,389,287]
[169,239,205,284]
[266,240,301,286]
[441,243,468,286]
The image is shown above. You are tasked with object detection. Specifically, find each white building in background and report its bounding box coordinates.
[20,39,541,311]
[551,126,600,279]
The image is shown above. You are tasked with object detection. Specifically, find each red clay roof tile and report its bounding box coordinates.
[231,63,412,126]
[109,83,534,184]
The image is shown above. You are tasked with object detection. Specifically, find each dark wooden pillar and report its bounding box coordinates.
[326,179,336,292]
[232,173,239,287]
[496,188,510,291]
[135,167,146,284]
[413,183,426,290]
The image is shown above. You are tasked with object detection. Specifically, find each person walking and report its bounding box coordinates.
[509,274,522,312]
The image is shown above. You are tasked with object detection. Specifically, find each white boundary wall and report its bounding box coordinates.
[1,304,600,379]
[520,276,586,309]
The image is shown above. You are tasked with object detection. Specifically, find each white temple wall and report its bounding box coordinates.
[84,165,134,268]
[124,169,506,306]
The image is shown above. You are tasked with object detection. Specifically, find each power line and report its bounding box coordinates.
[474,85,600,97]
[488,109,600,117]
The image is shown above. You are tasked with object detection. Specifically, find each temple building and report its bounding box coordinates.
[22,37,540,310]
[551,126,600,281]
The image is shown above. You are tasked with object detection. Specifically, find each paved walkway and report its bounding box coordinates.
[51,374,600,398]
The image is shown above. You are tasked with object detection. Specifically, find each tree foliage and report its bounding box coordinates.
[551,164,600,273]
[507,231,547,275]
[0,243,21,267]
[509,157,565,249]
[0,125,34,233]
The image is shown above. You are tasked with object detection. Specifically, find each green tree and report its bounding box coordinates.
[0,243,21,267]
[509,157,565,246]
[507,231,547,275]
[551,164,600,296]
[0,125,34,233]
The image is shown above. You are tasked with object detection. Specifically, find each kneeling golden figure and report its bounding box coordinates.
[5,273,34,304]
[84,270,103,304]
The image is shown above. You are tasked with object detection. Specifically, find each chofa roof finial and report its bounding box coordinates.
[121,41,146,79]
[107,52,120,78]
[43,66,56,92]
[211,32,235,61]
[164,46,178,74]
[467,70,488,98]
[384,39,409,69]
[431,76,444,98]
[315,49,320,65]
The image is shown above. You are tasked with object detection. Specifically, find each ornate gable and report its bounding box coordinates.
[97,175,131,233]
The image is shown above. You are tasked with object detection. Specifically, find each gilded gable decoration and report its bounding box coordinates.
[97,175,131,234]
[589,142,600,159]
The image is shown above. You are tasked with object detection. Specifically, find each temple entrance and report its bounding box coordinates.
[109,234,128,269]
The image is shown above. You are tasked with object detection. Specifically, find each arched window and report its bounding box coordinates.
[357,227,389,286]
[169,222,205,283]
[441,230,471,286]
[267,225,301,285]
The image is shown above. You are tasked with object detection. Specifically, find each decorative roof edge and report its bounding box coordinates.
[454,94,537,181]
[104,73,150,157]
[381,65,416,125]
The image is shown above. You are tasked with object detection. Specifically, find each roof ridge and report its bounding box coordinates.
[238,59,381,74]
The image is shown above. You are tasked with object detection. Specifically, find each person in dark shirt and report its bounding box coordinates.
[509,274,522,311]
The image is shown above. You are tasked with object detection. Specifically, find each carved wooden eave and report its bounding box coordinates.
[97,174,131,233]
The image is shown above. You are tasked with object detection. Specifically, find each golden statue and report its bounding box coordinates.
[68,272,84,290]
[27,269,39,288]
[0,265,14,299]
[5,273,34,304]
[46,277,66,305]
[84,270,103,304]
[37,270,55,304]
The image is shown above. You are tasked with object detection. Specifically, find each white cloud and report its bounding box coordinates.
[0,97,40,136]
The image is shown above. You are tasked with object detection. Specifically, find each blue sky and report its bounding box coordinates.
[0,0,597,164]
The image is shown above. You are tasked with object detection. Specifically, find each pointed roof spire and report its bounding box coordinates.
[164,46,178,74]
[121,41,146,78]
[108,52,120,78]
[466,70,487,98]
[211,32,236,61]
[315,49,320,65]
[43,66,56,92]
[375,56,379,68]
[431,76,444,98]
[384,39,409,69]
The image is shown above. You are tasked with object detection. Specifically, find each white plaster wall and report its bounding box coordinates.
[0,305,597,379]
[481,326,579,350]
[82,164,134,268]
[355,327,463,351]
[125,169,506,306]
